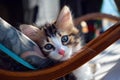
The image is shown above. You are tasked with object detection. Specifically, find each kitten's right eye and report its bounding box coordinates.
[61,35,69,44]
[44,44,54,50]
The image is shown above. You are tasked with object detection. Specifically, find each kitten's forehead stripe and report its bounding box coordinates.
[43,24,57,37]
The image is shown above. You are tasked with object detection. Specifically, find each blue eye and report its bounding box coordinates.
[61,35,69,43]
[44,44,54,50]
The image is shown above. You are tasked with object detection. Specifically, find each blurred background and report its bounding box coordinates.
[0,0,119,43]
[0,0,120,79]
[0,0,102,26]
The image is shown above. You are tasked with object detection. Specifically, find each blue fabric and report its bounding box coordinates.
[101,0,119,16]
[0,17,56,70]
[0,43,36,70]
[100,0,120,31]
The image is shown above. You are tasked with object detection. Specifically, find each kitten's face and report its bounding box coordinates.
[41,26,73,61]
[20,6,81,61]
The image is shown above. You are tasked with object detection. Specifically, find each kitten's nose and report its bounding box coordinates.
[58,49,65,56]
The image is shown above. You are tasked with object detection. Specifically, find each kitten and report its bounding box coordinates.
[20,6,93,80]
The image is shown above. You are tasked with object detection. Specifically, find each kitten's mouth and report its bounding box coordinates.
[59,52,72,61]
[60,56,70,61]
[51,53,69,61]
[60,48,72,61]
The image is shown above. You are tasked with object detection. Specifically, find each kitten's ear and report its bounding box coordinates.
[56,6,78,33]
[19,24,41,41]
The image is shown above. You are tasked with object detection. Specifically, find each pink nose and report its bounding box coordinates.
[58,49,65,55]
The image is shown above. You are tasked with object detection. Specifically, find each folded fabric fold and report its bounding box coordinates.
[0,17,55,70]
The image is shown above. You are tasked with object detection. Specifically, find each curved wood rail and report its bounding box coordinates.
[74,12,120,26]
[0,13,120,80]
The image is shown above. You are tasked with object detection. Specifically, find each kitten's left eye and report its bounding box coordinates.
[44,44,54,50]
[61,35,69,44]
